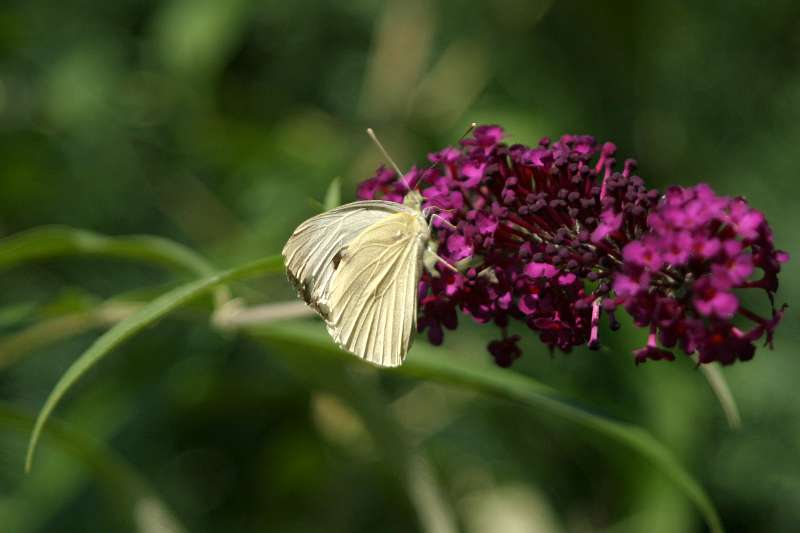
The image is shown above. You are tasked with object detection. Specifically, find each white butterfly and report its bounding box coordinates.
[282,189,444,367]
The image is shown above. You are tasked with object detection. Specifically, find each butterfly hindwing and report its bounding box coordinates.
[325,211,428,367]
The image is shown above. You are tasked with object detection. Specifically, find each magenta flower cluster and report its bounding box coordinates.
[356,126,788,367]
[613,184,789,364]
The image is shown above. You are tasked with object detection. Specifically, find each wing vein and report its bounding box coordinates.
[296,209,426,367]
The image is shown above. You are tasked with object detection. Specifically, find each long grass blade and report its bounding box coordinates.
[0,403,186,532]
[0,225,215,276]
[255,323,725,533]
[24,255,283,472]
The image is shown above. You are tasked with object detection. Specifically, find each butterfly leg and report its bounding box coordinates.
[422,246,498,283]
[423,246,459,277]
[430,213,457,230]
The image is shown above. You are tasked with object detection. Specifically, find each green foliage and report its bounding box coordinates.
[5,224,725,531]
[259,323,723,532]
[2,1,799,532]
[0,226,215,276]
[323,177,343,211]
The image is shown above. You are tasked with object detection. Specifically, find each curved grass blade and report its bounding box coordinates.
[0,403,186,532]
[403,355,724,533]
[25,255,283,472]
[255,323,724,533]
[0,225,215,276]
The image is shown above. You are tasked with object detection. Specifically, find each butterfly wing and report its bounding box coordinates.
[282,200,410,317]
[325,211,428,367]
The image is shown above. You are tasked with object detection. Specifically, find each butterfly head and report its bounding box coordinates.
[403,189,425,212]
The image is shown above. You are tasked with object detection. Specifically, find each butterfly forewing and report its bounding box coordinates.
[282,200,410,315]
[326,211,427,367]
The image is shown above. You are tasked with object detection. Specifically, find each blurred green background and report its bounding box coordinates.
[1,0,798,532]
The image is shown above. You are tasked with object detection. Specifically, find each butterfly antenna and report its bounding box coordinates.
[459,122,478,142]
[417,122,479,185]
[367,122,478,193]
[367,127,405,177]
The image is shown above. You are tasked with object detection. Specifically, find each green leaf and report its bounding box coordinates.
[255,323,725,533]
[25,255,283,472]
[323,177,342,211]
[0,225,215,276]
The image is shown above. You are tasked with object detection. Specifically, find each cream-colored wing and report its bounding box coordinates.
[282,200,410,316]
[325,211,428,367]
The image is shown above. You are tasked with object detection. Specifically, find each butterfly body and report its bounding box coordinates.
[282,191,432,367]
